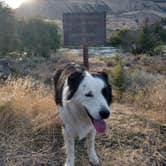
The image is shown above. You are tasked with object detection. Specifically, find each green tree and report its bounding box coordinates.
[110,29,136,51]
[109,57,128,100]
[0,1,18,55]
[136,23,165,55]
[18,18,61,57]
[110,21,166,56]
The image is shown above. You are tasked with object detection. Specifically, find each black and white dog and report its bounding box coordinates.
[54,63,112,166]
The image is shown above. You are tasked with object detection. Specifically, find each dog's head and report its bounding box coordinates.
[67,70,112,133]
[54,63,112,133]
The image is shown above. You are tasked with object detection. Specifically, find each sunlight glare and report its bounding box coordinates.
[4,0,30,9]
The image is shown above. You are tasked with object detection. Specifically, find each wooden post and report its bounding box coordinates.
[83,44,89,70]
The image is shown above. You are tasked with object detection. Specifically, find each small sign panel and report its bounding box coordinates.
[63,12,106,47]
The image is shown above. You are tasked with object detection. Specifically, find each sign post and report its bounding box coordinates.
[83,44,89,70]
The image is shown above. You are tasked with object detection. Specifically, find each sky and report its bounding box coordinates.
[4,0,29,8]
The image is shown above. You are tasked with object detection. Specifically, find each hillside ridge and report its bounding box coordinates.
[15,0,166,30]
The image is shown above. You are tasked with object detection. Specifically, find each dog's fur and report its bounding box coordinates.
[54,63,112,166]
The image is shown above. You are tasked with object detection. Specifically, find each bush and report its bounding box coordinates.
[17,18,61,57]
[109,57,129,100]
[153,45,165,56]
[135,24,165,55]
[130,69,157,89]
[110,29,134,51]
[110,21,166,56]
[123,69,165,112]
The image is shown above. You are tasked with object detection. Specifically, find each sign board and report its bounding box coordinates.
[63,12,106,47]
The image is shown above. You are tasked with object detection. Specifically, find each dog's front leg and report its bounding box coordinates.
[64,130,75,166]
[87,130,100,165]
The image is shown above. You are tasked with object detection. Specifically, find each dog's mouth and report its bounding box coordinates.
[85,108,106,133]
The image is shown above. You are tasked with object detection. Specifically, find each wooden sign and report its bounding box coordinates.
[63,12,106,47]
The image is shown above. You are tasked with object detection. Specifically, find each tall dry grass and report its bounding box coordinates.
[123,70,166,125]
[0,77,63,165]
[0,76,60,129]
[140,80,166,124]
[0,70,165,165]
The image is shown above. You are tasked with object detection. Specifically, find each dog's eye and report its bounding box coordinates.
[85,92,93,97]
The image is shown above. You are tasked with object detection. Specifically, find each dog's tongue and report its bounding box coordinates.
[93,119,106,133]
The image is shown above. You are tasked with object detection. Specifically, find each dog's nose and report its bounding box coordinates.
[99,109,110,119]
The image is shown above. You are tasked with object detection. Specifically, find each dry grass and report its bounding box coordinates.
[138,80,166,124]
[123,71,166,125]
[0,76,60,128]
[97,104,166,166]
[0,77,63,166]
[0,57,165,166]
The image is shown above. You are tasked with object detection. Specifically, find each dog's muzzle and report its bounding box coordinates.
[84,107,107,133]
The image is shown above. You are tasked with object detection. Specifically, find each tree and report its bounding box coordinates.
[0,1,18,55]
[136,23,165,55]
[0,2,61,57]
[109,57,128,100]
[18,18,61,57]
[110,29,135,51]
[110,20,166,56]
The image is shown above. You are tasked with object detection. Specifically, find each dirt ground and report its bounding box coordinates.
[0,103,165,166]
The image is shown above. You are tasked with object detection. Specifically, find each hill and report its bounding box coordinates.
[15,0,166,30]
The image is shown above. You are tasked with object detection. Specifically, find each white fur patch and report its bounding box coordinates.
[59,103,93,139]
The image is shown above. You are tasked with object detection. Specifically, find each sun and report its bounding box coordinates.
[4,0,30,9]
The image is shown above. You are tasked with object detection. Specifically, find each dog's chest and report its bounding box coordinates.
[58,103,93,139]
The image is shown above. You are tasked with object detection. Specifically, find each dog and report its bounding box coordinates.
[53,63,112,166]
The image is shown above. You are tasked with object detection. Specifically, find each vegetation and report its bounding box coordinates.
[109,56,129,100]
[110,29,135,52]
[0,55,165,165]
[0,1,165,166]
[17,19,61,57]
[135,23,165,55]
[0,1,17,54]
[0,1,61,57]
[110,20,166,56]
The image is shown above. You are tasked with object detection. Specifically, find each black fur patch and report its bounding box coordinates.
[102,85,112,105]
[92,72,112,105]
[53,63,85,106]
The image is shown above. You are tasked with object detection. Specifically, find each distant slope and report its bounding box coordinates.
[15,0,166,30]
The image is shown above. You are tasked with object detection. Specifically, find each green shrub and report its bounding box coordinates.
[135,25,165,55]
[109,58,129,100]
[110,29,134,51]
[110,21,166,56]
[17,18,61,57]
[153,45,165,56]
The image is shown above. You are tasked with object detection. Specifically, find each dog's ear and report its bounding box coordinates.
[53,69,63,89]
[53,68,64,105]
[67,71,84,100]
[95,72,112,105]
[97,72,109,84]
